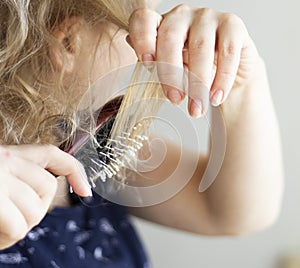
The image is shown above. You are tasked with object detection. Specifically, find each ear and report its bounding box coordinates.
[50,17,84,74]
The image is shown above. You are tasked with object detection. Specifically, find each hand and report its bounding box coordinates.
[128,5,261,117]
[0,144,91,249]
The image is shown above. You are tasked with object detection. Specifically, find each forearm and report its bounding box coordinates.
[127,6,284,235]
[204,59,284,235]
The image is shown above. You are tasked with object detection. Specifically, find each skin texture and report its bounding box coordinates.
[0,4,283,249]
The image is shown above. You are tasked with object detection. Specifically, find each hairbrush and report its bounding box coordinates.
[64,95,149,188]
[62,63,167,197]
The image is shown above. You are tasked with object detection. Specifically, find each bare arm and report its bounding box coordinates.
[127,6,283,235]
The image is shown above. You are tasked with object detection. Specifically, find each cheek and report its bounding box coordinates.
[73,28,138,107]
[92,33,137,82]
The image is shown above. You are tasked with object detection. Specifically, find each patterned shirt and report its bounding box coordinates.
[0,191,150,268]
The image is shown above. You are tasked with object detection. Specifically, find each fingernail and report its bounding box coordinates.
[167,89,182,105]
[190,100,203,118]
[211,90,224,107]
[86,188,93,197]
[83,183,93,197]
[77,162,93,197]
[142,54,155,67]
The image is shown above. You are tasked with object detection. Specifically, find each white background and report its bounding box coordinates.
[133,0,300,267]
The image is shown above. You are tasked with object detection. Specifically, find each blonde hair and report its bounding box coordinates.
[0,0,151,146]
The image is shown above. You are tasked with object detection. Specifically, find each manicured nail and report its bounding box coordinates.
[84,186,93,197]
[167,89,182,105]
[142,53,154,62]
[86,188,93,197]
[142,54,155,67]
[211,90,224,107]
[190,100,203,118]
[77,162,93,197]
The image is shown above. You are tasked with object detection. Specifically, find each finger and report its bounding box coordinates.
[5,154,58,201]
[1,145,92,197]
[128,8,162,63]
[8,175,48,229]
[156,5,192,104]
[210,14,247,106]
[0,194,28,245]
[187,9,218,117]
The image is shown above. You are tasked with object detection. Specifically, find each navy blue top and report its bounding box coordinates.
[0,191,150,268]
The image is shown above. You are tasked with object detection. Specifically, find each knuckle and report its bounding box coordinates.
[195,7,214,17]
[0,150,12,176]
[129,8,159,45]
[130,7,151,20]
[172,4,191,14]
[220,41,238,58]
[0,146,11,160]
[221,13,244,27]
[189,39,210,53]
[158,26,180,43]
[39,144,58,166]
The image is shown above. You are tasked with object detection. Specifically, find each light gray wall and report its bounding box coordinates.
[133,0,300,267]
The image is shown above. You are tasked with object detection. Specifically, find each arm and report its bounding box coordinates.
[127,6,283,235]
[202,59,283,234]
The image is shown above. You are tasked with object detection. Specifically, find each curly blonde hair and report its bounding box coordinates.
[0,0,145,145]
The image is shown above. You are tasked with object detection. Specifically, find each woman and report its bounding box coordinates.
[0,0,283,267]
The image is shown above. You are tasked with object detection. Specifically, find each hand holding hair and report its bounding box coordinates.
[128,5,260,117]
